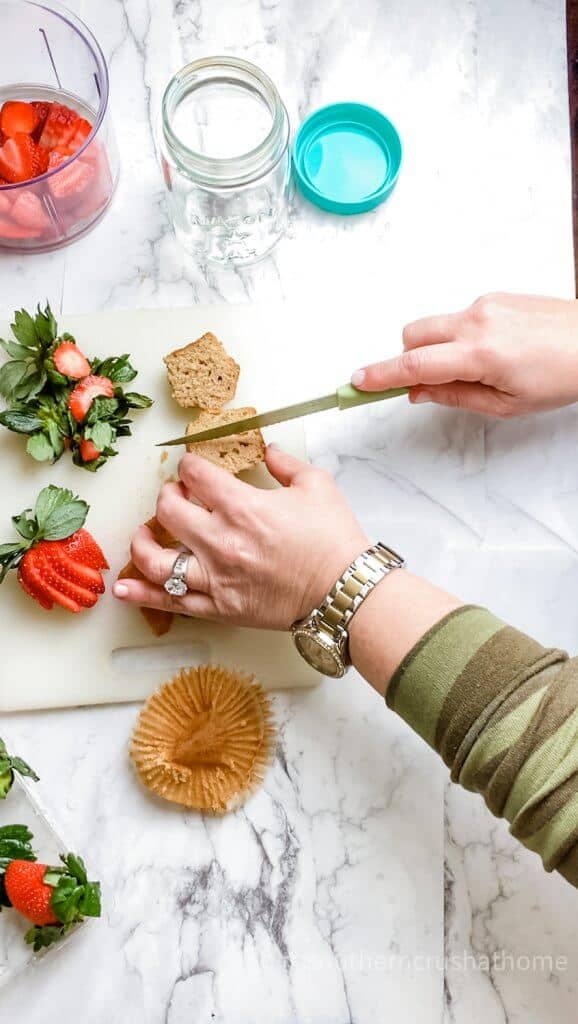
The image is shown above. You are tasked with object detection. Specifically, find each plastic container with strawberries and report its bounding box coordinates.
[0,0,119,253]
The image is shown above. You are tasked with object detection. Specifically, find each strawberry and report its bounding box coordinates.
[31,101,50,140]
[59,117,92,157]
[3,853,101,951]
[68,374,114,422]
[0,134,45,183]
[0,190,12,214]
[53,340,90,379]
[10,191,50,233]
[0,486,108,614]
[38,103,79,151]
[61,528,109,570]
[79,438,101,463]
[0,216,41,239]
[48,156,93,204]
[4,861,58,925]
[0,101,39,138]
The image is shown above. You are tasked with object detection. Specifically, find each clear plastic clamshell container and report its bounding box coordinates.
[0,777,79,990]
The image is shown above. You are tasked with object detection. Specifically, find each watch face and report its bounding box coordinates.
[294,630,344,677]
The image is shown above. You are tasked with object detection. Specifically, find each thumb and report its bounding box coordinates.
[265,444,312,486]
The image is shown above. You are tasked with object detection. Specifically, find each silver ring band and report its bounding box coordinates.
[164,552,191,597]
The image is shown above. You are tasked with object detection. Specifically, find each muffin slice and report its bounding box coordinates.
[185,407,266,474]
[164,332,240,410]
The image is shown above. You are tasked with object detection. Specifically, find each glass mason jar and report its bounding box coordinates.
[0,0,119,253]
[159,57,291,266]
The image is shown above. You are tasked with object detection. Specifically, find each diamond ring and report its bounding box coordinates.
[164,552,191,597]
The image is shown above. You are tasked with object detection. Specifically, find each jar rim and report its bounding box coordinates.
[0,0,110,191]
[161,56,289,187]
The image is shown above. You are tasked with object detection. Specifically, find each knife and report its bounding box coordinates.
[157,383,409,447]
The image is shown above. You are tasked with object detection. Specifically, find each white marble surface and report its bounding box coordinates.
[0,0,577,1021]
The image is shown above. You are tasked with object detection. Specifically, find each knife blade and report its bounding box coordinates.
[157,383,409,447]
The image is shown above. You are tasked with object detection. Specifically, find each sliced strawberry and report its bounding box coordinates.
[38,103,79,151]
[18,555,54,610]
[0,101,39,138]
[18,549,82,613]
[44,543,105,593]
[10,191,50,232]
[0,190,12,214]
[79,438,101,463]
[60,117,92,157]
[34,548,98,608]
[48,156,93,204]
[53,340,90,379]
[61,528,109,571]
[68,374,114,422]
[0,134,45,183]
[31,101,50,141]
[0,216,41,239]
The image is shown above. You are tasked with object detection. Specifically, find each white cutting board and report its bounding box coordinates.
[0,306,319,711]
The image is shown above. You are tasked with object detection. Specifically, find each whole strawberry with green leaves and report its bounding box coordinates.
[0,484,108,613]
[3,852,101,950]
[0,302,152,471]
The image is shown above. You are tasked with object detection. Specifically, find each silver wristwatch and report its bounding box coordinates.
[291,543,406,678]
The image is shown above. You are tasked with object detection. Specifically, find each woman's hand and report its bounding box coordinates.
[113,446,369,629]
[352,293,578,418]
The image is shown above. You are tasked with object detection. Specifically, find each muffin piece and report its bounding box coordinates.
[185,407,266,474]
[118,516,180,637]
[164,332,240,410]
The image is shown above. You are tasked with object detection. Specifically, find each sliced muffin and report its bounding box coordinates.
[164,332,240,410]
[185,407,266,474]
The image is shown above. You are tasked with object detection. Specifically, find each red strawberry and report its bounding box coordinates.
[53,340,90,379]
[0,101,39,138]
[44,543,105,592]
[31,101,50,140]
[0,134,45,183]
[10,191,50,233]
[38,103,79,151]
[18,556,54,610]
[0,216,41,239]
[68,374,114,422]
[79,438,101,463]
[61,528,109,571]
[34,548,99,608]
[18,548,82,613]
[4,861,58,926]
[59,117,92,157]
[48,156,93,204]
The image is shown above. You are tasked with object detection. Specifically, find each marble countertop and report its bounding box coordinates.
[1,1,577,1021]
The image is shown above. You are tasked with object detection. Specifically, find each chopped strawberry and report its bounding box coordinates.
[61,528,109,571]
[0,217,42,239]
[38,103,79,151]
[68,374,114,422]
[79,438,101,463]
[31,101,50,140]
[59,118,92,157]
[10,191,50,233]
[53,340,91,379]
[44,543,105,593]
[48,156,93,204]
[18,549,82,613]
[0,190,12,214]
[0,101,39,138]
[0,134,45,183]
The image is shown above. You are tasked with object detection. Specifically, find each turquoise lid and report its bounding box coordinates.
[292,102,402,215]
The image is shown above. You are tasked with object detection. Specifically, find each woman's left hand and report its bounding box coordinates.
[113,445,369,630]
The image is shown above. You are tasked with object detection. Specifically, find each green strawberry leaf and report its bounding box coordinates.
[79,882,101,918]
[46,419,64,458]
[0,542,24,557]
[34,486,74,528]
[85,396,118,424]
[11,309,38,348]
[123,392,154,409]
[42,497,89,541]
[26,432,54,462]
[0,339,34,360]
[86,421,114,450]
[0,360,28,399]
[0,409,44,434]
[14,368,47,402]
[11,509,36,540]
[10,757,39,782]
[34,303,58,345]
[0,824,36,872]
[25,924,67,951]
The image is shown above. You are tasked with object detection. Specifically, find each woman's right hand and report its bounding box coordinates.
[352,293,578,418]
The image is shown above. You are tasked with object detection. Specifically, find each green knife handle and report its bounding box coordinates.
[336,383,409,410]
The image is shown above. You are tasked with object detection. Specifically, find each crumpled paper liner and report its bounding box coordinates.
[130,665,276,813]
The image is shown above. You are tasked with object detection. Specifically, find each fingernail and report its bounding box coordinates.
[351,370,365,387]
[267,443,280,451]
[113,582,129,598]
[412,391,431,404]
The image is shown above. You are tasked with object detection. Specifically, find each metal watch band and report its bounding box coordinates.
[317,542,406,641]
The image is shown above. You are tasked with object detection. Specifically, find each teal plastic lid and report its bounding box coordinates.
[293,102,402,215]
